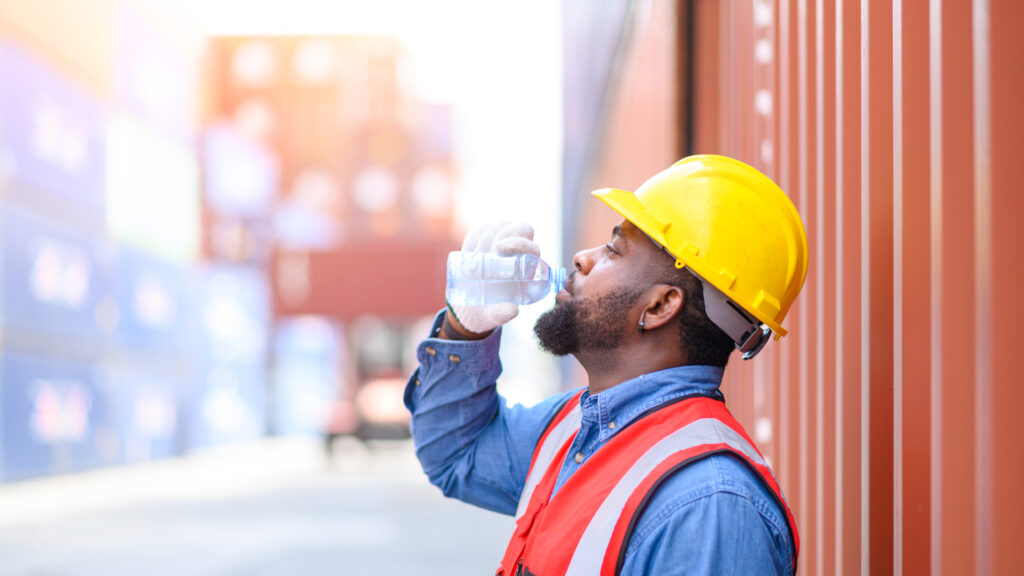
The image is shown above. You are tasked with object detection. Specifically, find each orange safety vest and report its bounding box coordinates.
[497,391,799,576]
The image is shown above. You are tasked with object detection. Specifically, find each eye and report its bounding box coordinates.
[605,242,619,255]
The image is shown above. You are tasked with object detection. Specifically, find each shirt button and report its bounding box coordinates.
[574,452,584,464]
[425,346,437,356]
[608,421,616,429]
[415,378,421,386]
[449,354,461,363]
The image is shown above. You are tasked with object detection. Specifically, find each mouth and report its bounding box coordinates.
[555,289,570,304]
[556,273,576,305]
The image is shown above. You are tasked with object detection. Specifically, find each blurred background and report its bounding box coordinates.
[1,0,1022,575]
[0,0,562,574]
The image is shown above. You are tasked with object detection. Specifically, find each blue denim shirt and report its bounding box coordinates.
[405,312,796,575]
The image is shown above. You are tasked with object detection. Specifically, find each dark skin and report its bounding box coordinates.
[441,219,691,395]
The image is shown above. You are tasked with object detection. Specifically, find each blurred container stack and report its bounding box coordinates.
[206,35,458,444]
[0,2,206,482]
[0,1,458,482]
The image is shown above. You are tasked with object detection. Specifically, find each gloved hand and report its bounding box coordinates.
[448,221,541,334]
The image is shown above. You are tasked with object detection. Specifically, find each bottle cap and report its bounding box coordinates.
[551,266,567,293]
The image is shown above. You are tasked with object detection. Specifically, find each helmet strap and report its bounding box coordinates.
[697,275,772,360]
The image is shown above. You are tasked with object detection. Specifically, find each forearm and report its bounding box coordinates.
[405,311,575,515]
[404,311,518,513]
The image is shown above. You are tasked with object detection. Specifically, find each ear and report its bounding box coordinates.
[640,284,685,331]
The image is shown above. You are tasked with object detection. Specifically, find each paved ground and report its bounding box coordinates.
[0,438,513,576]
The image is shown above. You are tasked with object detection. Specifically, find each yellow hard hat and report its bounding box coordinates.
[592,154,808,342]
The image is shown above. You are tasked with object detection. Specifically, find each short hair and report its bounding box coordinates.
[657,261,735,367]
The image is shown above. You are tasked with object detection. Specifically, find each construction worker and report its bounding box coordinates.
[404,155,806,575]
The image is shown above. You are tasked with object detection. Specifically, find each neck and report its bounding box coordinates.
[577,336,685,395]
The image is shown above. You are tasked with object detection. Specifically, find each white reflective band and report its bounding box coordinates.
[515,402,583,520]
[564,418,766,575]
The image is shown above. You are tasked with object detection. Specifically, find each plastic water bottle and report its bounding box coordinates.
[446,251,567,306]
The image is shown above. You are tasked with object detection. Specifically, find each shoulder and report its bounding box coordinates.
[630,452,792,541]
[622,452,795,574]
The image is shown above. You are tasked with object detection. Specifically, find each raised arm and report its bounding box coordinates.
[404,221,569,515]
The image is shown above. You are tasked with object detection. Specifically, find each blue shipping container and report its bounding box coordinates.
[0,200,114,341]
[0,352,116,481]
[0,41,106,220]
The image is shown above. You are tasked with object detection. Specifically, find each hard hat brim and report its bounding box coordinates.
[591,187,671,246]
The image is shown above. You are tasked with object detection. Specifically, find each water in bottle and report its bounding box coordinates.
[446,251,567,306]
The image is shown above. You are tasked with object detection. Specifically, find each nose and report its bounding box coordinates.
[572,246,599,274]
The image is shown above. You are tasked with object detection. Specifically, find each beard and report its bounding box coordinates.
[533,286,644,356]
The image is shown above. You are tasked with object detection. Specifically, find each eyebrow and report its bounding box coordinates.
[617,222,667,253]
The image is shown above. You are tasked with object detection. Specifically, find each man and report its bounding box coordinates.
[405,155,807,575]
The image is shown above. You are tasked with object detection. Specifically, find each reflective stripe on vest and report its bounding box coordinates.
[565,418,769,575]
[515,394,583,520]
[498,394,799,576]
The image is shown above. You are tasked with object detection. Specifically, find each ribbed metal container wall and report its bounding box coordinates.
[566,1,1024,574]
[703,1,1023,574]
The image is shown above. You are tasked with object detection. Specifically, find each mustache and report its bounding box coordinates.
[564,271,578,295]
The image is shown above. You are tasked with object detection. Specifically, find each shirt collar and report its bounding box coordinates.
[578,365,725,440]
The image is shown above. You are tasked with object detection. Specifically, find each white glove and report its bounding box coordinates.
[449,221,541,334]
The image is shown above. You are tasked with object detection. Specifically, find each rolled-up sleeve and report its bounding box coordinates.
[404,311,573,516]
